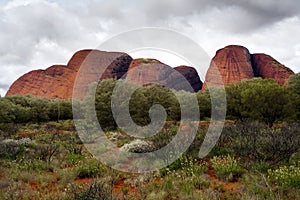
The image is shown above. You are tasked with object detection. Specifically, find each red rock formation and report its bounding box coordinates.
[205,45,254,87]
[174,66,202,92]
[7,46,295,99]
[204,45,294,89]
[126,58,171,86]
[6,65,74,99]
[252,54,294,85]
[71,50,132,99]
[125,59,202,92]
[6,50,132,99]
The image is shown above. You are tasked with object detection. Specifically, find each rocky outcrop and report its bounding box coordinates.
[252,54,294,86]
[205,45,254,87]
[204,45,294,88]
[70,50,132,99]
[6,46,295,99]
[6,50,132,99]
[125,59,202,92]
[6,65,74,99]
[125,58,172,86]
[174,66,203,92]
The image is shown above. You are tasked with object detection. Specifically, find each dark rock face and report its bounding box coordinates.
[174,66,203,92]
[6,50,132,99]
[252,54,294,86]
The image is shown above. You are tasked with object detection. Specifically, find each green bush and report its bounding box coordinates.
[226,79,297,126]
[66,180,113,200]
[268,161,300,189]
[0,138,32,159]
[66,153,85,166]
[1,95,73,124]
[219,121,300,166]
[76,159,104,178]
[160,156,208,177]
[211,155,243,181]
[0,142,25,159]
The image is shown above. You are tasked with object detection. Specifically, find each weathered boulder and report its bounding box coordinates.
[125,58,173,86]
[204,45,294,88]
[6,50,132,99]
[252,53,294,86]
[6,65,74,99]
[174,66,203,92]
[126,59,202,92]
[205,45,254,87]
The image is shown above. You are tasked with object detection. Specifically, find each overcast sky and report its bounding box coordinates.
[0,0,300,96]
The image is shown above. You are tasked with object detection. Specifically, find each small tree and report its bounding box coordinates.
[287,73,300,95]
[197,91,211,120]
[241,79,296,127]
[287,73,300,118]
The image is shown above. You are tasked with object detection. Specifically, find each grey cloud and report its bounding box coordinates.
[0,0,299,96]
[88,0,300,33]
[0,83,9,93]
[0,83,9,88]
[36,1,300,35]
[147,0,300,21]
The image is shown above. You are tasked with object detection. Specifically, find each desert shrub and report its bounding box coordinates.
[0,143,25,159]
[146,191,168,200]
[17,159,52,172]
[55,168,77,186]
[0,98,16,123]
[197,91,211,120]
[211,155,243,181]
[91,79,182,131]
[147,122,178,150]
[219,121,300,166]
[66,179,113,200]
[76,159,104,178]
[160,156,208,177]
[268,161,300,189]
[65,153,85,166]
[34,143,60,163]
[185,127,207,158]
[48,99,73,121]
[0,138,32,159]
[226,79,297,126]
[31,133,62,163]
[106,131,133,147]
[128,85,175,125]
[2,95,73,124]
[121,139,155,153]
[1,182,42,200]
[0,123,18,137]
[190,176,210,190]
[59,132,83,155]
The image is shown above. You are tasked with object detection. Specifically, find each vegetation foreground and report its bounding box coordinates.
[0,120,299,199]
[0,74,300,199]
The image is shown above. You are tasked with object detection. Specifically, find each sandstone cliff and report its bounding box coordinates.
[125,59,202,92]
[205,45,254,87]
[174,66,203,92]
[204,45,294,88]
[6,50,132,99]
[252,53,294,86]
[6,45,295,99]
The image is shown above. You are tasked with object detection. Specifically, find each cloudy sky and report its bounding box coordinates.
[0,0,300,96]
